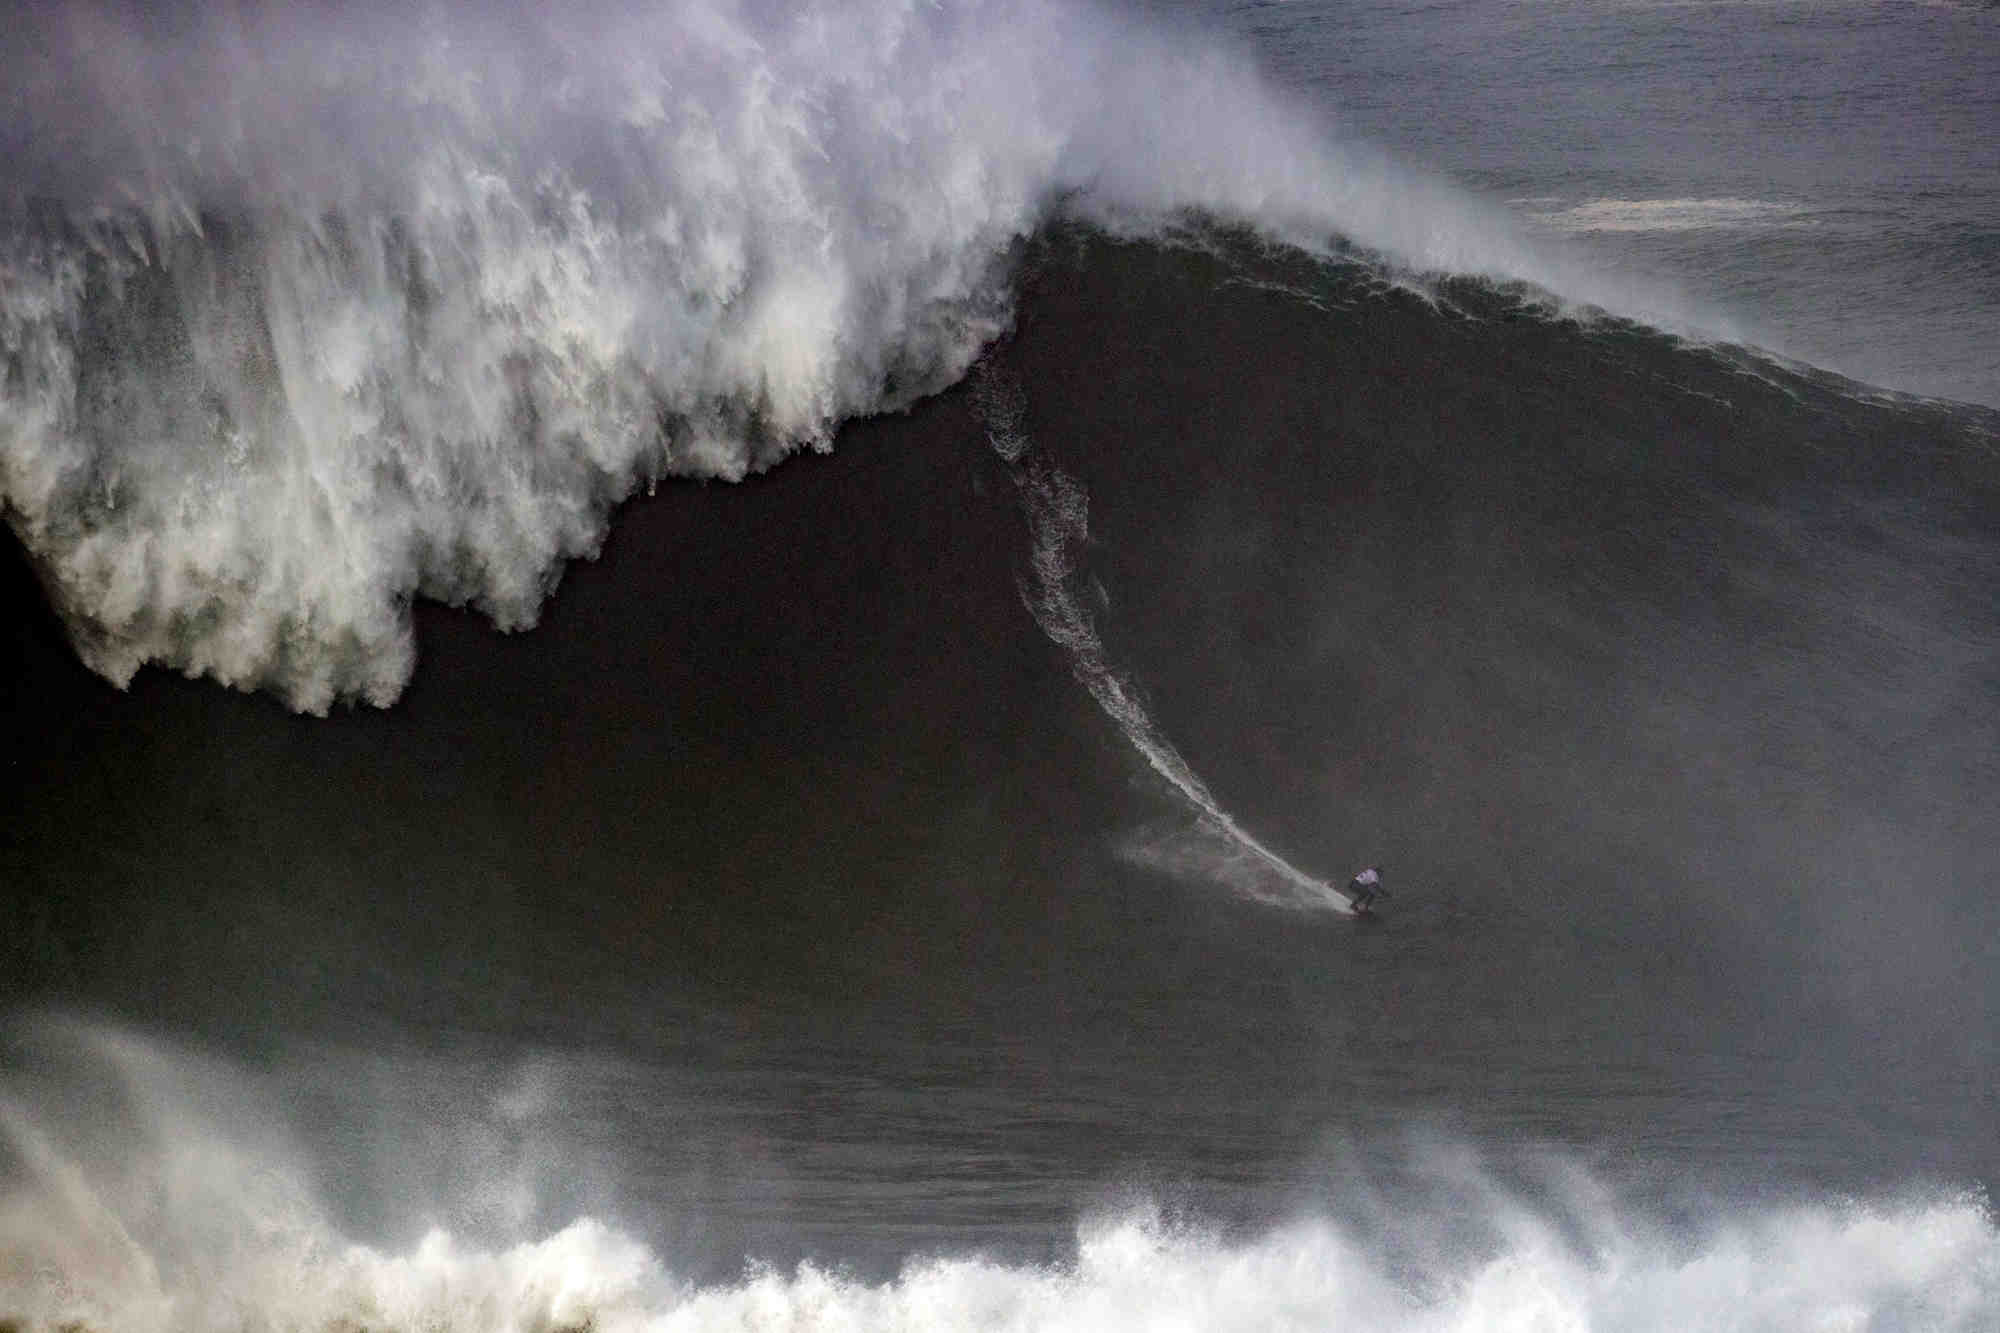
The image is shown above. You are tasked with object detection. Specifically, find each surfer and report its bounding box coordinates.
[1348,865,1387,912]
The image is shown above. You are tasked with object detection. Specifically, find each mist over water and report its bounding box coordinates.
[6,2,2000,1331]
[6,1019,1998,1332]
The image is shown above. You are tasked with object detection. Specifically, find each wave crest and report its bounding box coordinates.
[4,1020,1996,1332]
[9,1172,1997,1332]
[2,0,1063,709]
[0,0,1711,710]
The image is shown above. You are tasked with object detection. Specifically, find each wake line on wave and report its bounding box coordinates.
[973,365,1349,914]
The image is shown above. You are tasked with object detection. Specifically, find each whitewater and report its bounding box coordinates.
[8,2,2000,1330]
[0,0,1715,713]
[15,1199,1998,1333]
[4,1022,1996,1333]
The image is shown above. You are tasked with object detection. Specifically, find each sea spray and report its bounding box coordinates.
[1,0,1049,711]
[1,0,1715,713]
[5,1019,1997,1331]
[12,1200,1999,1333]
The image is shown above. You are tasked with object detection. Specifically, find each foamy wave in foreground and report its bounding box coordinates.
[3,1020,1996,1332]
[6,1167,1996,1332]
[0,0,1717,711]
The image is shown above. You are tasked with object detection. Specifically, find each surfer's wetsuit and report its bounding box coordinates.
[1349,866,1385,911]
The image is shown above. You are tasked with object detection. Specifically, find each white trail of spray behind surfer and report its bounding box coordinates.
[974,365,1350,913]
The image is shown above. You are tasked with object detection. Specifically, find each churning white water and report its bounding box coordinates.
[3,1020,1995,1333]
[0,0,1713,711]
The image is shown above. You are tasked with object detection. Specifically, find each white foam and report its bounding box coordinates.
[16,1198,2000,1333]
[4,1021,1996,1332]
[0,0,1720,710]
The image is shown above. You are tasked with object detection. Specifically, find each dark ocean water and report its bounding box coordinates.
[5,1,2000,1329]
[1211,0,2000,408]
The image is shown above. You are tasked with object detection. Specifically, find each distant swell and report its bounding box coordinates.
[0,0,1716,711]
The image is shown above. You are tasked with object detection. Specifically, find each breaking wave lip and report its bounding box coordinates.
[4,1020,1997,1333]
[0,0,1731,713]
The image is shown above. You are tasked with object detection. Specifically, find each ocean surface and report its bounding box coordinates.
[5,1,2000,1329]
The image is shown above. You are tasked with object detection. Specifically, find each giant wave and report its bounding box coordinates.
[0,0,1725,712]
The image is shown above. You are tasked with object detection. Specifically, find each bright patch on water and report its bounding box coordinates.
[1519,198,1815,234]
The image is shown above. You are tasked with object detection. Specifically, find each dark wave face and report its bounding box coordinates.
[6,2,2000,1329]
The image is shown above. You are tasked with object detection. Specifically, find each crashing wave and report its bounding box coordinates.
[5,1020,1995,1332]
[0,0,1710,711]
